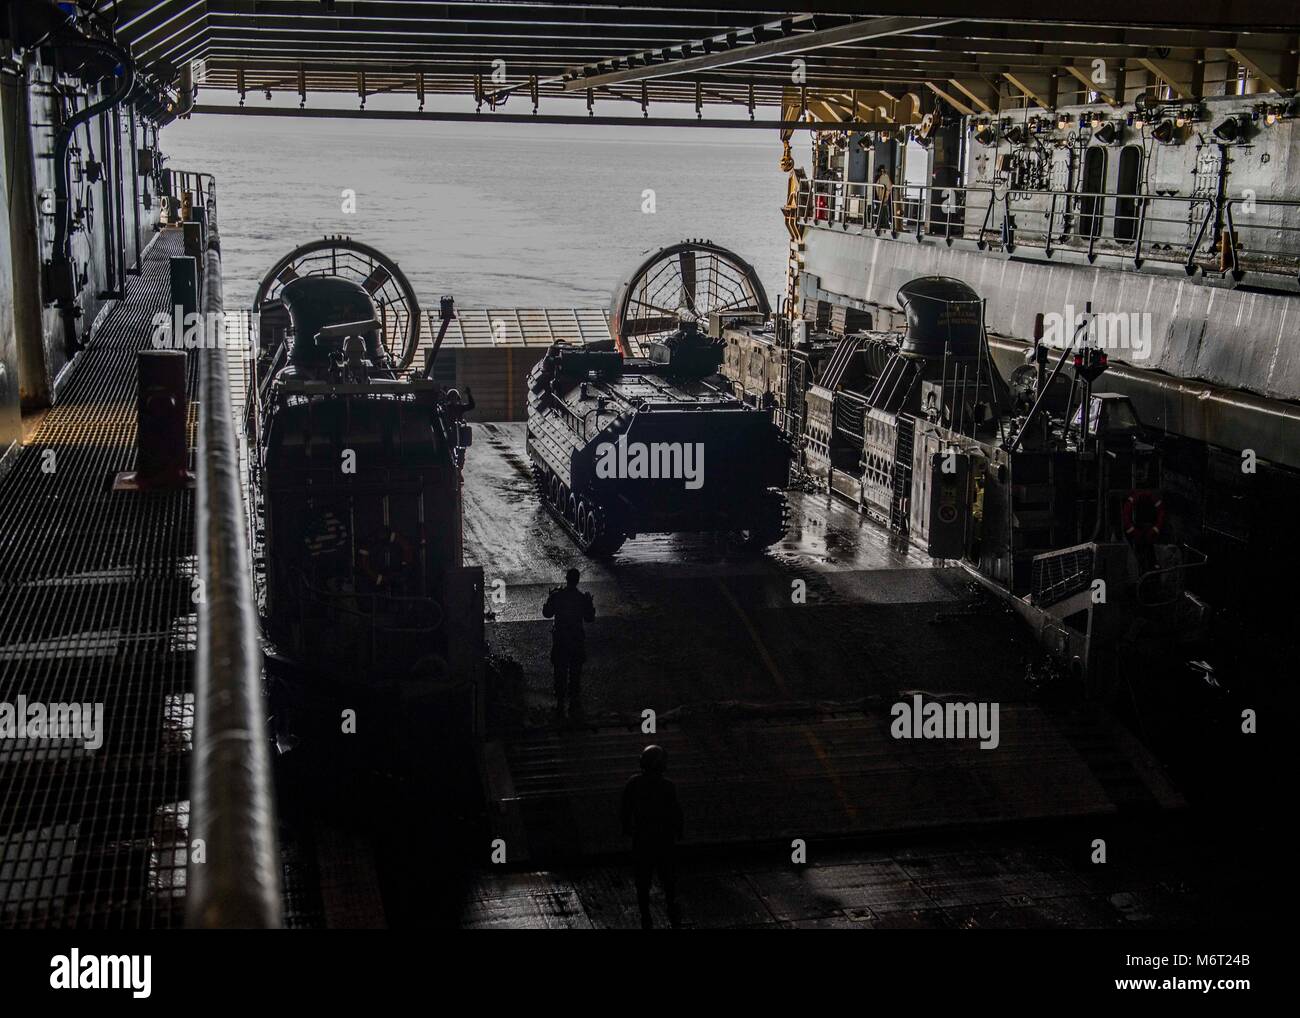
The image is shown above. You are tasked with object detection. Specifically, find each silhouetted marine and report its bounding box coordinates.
[621,745,684,929]
[542,569,594,713]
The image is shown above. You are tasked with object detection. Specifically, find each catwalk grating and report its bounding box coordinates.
[0,230,199,928]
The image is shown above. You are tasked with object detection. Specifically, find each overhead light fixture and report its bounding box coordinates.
[1094,121,1119,145]
[1212,114,1248,142]
[1056,113,1072,130]
[1090,114,1104,131]
[1151,119,1177,143]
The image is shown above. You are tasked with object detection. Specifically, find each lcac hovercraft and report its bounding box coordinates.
[249,237,483,697]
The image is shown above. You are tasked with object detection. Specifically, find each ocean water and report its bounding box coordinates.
[160,115,792,312]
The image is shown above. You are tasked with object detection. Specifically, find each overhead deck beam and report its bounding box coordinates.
[1226,42,1300,94]
[1062,63,1122,105]
[103,1,1300,35]
[673,1,1299,32]
[192,103,891,130]
[1136,55,1197,98]
[98,1,1300,112]
[560,16,961,90]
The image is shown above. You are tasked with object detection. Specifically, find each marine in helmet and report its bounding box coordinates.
[541,567,595,715]
[620,744,684,929]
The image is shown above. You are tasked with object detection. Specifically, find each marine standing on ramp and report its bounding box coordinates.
[542,568,595,715]
[621,744,684,929]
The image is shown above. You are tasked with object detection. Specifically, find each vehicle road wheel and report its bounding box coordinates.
[576,499,626,557]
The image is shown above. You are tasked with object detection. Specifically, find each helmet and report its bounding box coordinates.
[640,744,668,774]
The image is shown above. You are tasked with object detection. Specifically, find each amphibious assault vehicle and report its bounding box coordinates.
[526,241,790,555]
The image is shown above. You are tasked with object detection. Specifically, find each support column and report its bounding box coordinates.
[1,68,50,409]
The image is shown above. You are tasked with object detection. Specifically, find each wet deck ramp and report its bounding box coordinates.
[485,705,1179,861]
[464,423,1181,861]
[0,231,196,928]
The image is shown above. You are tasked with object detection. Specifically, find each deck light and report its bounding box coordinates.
[1151,119,1177,143]
[1212,115,1247,142]
[1093,121,1119,144]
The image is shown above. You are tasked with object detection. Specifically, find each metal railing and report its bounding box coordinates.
[167,168,218,231]
[796,179,994,243]
[187,215,282,928]
[1136,544,1209,608]
[1222,196,1300,278]
[797,177,1300,282]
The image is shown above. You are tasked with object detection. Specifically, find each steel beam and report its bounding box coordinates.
[192,103,891,130]
[560,15,960,90]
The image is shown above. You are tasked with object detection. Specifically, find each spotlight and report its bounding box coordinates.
[1056,113,1071,130]
[1151,119,1177,143]
[1094,121,1119,145]
[1003,124,1026,146]
[973,122,996,145]
[1212,114,1247,142]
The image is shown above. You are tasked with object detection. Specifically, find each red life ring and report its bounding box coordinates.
[1121,491,1166,544]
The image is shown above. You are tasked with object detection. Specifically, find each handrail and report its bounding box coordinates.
[1136,544,1209,608]
[1222,196,1300,282]
[187,214,283,928]
[796,177,1300,282]
[168,168,218,230]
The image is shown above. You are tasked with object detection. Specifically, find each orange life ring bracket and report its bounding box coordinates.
[1121,491,1166,544]
[357,529,419,588]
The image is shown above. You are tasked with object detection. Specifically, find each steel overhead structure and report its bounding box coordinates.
[558,15,961,90]
[91,2,1300,122]
[190,104,894,130]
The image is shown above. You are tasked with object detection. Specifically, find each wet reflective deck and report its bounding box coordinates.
[460,821,1252,930]
[464,423,1182,872]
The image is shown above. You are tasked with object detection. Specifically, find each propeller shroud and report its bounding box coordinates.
[253,236,422,372]
[609,239,770,355]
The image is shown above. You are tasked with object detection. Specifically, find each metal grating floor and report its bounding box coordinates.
[0,230,198,928]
